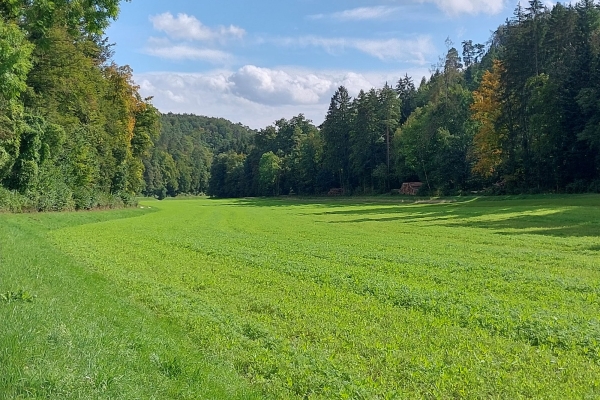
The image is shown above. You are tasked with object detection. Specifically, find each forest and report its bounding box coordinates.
[2,0,600,208]
[0,0,160,211]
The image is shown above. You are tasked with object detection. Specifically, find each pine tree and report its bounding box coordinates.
[321,86,352,190]
[396,75,417,124]
[378,83,401,176]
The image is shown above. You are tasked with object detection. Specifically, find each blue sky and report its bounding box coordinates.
[105,0,549,129]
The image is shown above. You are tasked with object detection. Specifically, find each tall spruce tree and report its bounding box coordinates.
[322,86,352,190]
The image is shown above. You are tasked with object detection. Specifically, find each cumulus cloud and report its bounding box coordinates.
[417,0,507,15]
[229,66,334,106]
[135,67,430,129]
[145,13,243,65]
[149,12,245,42]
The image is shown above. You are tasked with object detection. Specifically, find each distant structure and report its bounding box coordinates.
[399,182,423,195]
[327,188,345,196]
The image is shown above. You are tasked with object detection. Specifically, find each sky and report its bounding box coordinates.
[105,0,559,129]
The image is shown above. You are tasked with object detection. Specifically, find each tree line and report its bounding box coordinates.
[3,0,600,209]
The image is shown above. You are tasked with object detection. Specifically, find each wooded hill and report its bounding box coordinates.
[2,0,600,208]
[142,114,254,199]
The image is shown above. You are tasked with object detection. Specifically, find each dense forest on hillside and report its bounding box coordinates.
[142,114,254,199]
[3,0,600,208]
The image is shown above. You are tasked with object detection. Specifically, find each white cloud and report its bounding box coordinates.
[149,12,246,42]
[135,66,430,129]
[310,6,400,21]
[145,13,242,65]
[417,0,507,15]
[144,38,234,62]
[164,90,186,103]
[274,35,436,65]
[229,65,334,106]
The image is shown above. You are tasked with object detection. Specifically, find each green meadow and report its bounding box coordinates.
[1,195,600,399]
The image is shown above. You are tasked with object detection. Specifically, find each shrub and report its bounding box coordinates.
[0,187,32,212]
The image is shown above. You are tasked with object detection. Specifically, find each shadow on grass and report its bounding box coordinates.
[215,194,600,238]
[217,195,451,205]
[328,214,461,225]
[216,193,598,208]
[312,202,473,217]
[452,211,600,238]
[323,203,600,238]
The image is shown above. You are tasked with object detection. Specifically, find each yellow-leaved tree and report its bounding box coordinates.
[471,59,506,178]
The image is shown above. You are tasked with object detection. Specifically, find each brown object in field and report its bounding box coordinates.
[399,182,423,195]
[327,188,345,196]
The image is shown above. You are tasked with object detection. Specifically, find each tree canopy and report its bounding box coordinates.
[0,0,156,210]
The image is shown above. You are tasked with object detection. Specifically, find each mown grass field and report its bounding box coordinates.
[1,195,600,399]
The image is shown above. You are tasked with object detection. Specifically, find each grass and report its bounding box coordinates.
[1,194,600,398]
[0,208,260,399]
